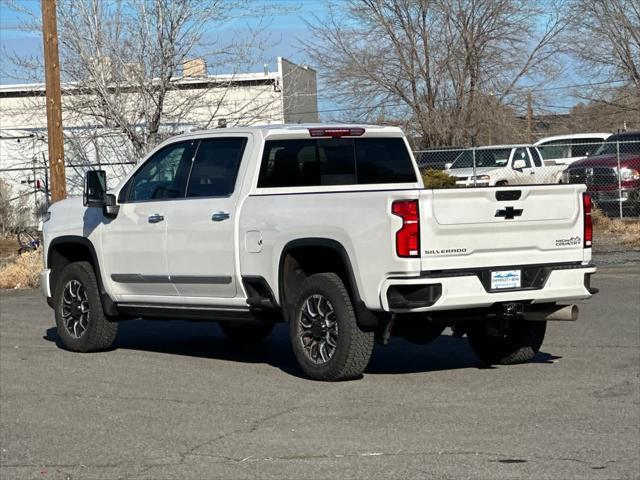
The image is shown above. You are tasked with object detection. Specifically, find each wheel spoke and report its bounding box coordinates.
[298,294,338,365]
[61,280,90,339]
[318,342,328,363]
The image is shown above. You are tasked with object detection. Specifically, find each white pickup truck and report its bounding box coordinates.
[41,125,597,381]
[446,144,566,186]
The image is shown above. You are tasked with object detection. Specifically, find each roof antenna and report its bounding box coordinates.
[264,63,269,76]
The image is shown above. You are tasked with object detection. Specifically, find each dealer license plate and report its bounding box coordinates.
[490,270,521,290]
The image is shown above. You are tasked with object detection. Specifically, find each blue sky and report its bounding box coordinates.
[0,0,343,113]
[0,0,324,81]
[0,0,598,117]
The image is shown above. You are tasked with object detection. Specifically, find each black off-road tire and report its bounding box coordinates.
[290,273,374,381]
[466,319,546,365]
[219,321,275,343]
[54,261,118,352]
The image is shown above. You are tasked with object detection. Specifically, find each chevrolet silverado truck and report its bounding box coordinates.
[41,125,597,381]
[446,144,566,186]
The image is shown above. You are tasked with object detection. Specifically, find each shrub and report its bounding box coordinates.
[592,209,640,248]
[0,248,43,289]
[422,169,458,189]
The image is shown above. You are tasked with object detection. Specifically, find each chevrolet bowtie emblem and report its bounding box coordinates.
[495,206,523,220]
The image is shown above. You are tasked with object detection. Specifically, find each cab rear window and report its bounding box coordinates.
[258,138,417,188]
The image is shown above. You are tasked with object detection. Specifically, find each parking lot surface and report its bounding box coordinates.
[1,260,639,479]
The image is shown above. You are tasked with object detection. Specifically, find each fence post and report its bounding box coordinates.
[472,147,477,187]
[616,140,623,219]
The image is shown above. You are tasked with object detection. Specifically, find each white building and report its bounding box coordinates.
[0,57,318,224]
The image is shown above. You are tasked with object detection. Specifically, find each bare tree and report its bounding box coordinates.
[3,0,292,158]
[304,0,568,147]
[568,0,640,90]
[565,0,640,124]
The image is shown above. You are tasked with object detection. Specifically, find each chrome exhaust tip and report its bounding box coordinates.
[524,304,579,322]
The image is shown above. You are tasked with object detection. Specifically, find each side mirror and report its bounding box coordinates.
[84,170,119,218]
[513,159,526,170]
[444,162,453,170]
[84,170,107,207]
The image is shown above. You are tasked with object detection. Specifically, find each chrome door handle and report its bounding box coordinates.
[148,213,164,223]
[211,211,230,222]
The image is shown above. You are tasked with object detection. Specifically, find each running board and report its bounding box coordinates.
[116,303,262,322]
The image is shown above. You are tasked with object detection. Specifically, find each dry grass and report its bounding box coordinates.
[0,249,43,289]
[592,209,640,248]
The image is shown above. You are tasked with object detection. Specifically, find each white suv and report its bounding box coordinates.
[534,133,611,166]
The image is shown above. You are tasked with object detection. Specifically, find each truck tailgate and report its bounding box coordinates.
[419,185,588,271]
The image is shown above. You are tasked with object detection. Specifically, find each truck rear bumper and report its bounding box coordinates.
[380,264,596,313]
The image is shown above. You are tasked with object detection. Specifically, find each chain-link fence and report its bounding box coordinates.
[1,136,639,229]
[415,136,640,219]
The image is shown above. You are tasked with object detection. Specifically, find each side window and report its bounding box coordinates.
[512,148,531,169]
[257,139,356,187]
[128,141,194,202]
[258,139,315,187]
[530,147,543,167]
[186,137,247,197]
[538,140,570,160]
[571,138,604,157]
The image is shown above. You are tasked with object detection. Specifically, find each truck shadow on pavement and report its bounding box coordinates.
[44,320,560,379]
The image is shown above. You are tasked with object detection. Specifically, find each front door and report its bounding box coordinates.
[102,140,196,300]
[165,136,249,299]
[511,147,534,183]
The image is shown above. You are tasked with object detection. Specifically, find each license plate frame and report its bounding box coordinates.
[490,269,522,290]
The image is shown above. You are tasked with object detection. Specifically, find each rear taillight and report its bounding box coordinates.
[392,200,420,257]
[583,193,592,248]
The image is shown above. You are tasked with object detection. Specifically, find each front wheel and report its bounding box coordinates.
[466,319,546,365]
[53,261,118,352]
[290,273,374,381]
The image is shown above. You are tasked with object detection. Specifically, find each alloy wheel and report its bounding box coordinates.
[61,280,90,338]
[298,294,338,364]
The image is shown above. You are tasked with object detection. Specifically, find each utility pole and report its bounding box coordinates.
[41,0,66,202]
[526,91,533,143]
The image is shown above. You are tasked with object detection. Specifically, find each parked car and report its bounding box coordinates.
[535,133,611,166]
[562,131,640,216]
[41,124,596,381]
[445,144,565,186]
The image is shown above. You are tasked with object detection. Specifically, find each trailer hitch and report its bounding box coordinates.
[502,302,524,319]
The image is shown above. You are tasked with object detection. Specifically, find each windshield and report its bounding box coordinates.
[593,135,640,156]
[450,148,511,169]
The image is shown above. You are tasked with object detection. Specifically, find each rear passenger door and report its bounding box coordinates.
[165,135,249,299]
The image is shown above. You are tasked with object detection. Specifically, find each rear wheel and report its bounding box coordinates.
[466,319,546,365]
[53,261,118,352]
[290,273,374,381]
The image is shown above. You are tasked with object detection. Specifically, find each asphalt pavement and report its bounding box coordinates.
[1,257,639,479]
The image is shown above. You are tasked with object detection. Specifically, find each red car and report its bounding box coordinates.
[563,131,640,216]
